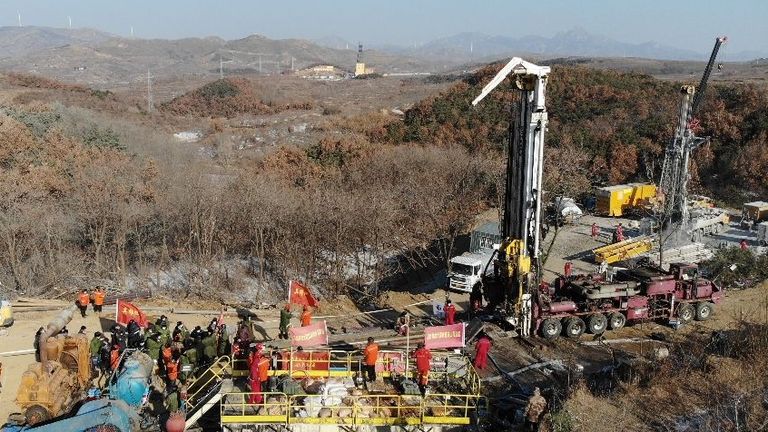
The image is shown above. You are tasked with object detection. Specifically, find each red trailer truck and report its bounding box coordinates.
[533,263,724,339]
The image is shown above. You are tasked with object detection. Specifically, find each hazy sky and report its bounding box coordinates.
[1,0,766,53]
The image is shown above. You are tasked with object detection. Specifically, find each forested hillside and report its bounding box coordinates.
[387,64,768,202]
[1,63,765,301]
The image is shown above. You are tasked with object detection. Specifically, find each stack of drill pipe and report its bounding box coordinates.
[11,290,152,312]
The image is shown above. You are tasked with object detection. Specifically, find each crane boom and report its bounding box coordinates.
[472,58,550,337]
[691,36,727,116]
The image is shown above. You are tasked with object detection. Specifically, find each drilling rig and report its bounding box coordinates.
[658,36,728,243]
[472,58,550,337]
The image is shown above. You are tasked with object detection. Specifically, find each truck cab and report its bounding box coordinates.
[448,251,493,293]
[757,221,768,246]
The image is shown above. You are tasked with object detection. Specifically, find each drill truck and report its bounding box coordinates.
[471,58,549,336]
[537,263,723,338]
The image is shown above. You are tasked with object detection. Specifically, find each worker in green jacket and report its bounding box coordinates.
[166,383,180,413]
[145,332,162,363]
[179,351,193,382]
[279,304,292,340]
[202,332,217,364]
[157,324,171,347]
[89,332,104,380]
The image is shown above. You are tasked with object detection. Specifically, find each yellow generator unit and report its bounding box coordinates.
[596,183,657,217]
[16,335,92,424]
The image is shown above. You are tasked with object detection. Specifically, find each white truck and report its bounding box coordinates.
[448,249,494,293]
[758,221,768,246]
[688,207,730,242]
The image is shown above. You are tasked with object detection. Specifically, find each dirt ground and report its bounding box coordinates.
[0,212,765,425]
[0,289,444,422]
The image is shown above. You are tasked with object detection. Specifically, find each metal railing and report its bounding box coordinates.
[220,392,290,424]
[186,355,232,409]
[229,349,481,395]
[219,391,486,426]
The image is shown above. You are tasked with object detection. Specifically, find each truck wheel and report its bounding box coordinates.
[25,405,51,425]
[677,304,695,324]
[608,312,626,330]
[587,314,607,334]
[564,317,585,338]
[695,302,714,321]
[541,318,562,339]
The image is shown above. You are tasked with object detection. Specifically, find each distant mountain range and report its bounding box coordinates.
[316,28,766,62]
[0,26,763,88]
[0,26,430,86]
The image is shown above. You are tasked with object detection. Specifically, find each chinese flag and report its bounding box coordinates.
[116,299,149,328]
[288,280,319,307]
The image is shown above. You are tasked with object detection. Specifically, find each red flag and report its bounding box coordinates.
[288,280,319,307]
[116,299,149,328]
[289,321,328,348]
[424,323,465,349]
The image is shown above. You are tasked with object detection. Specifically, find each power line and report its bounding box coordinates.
[147,68,153,113]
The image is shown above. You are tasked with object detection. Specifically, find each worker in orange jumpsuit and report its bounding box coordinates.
[110,344,121,372]
[91,287,105,314]
[413,342,432,395]
[474,333,492,370]
[248,352,265,404]
[257,350,271,393]
[77,289,90,317]
[591,222,599,239]
[444,299,456,325]
[162,343,174,364]
[362,337,379,382]
[300,306,312,327]
[166,354,180,384]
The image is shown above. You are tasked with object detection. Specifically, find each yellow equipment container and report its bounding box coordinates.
[596,183,657,217]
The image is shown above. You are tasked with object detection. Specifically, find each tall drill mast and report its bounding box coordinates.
[658,36,726,227]
[472,58,550,337]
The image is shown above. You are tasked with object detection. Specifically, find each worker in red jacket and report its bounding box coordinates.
[413,342,432,395]
[591,222,599,239]
[740,239,749,251]
[615,223,625,243]
[248,352,264,404]
[474,333,492,370]
[444,299,456,325]
[300,306,312,327]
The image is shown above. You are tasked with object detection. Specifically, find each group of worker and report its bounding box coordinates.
[76,286,106,318]
[277,304,314,339]
[591,221,626,243]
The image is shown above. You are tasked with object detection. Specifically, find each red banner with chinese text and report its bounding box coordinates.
[281,350,330,371]
[289,320,328,347]
[289,280,319,307]
[376,351,406,374]
[115,299,149,328]
[424,323,465,349]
